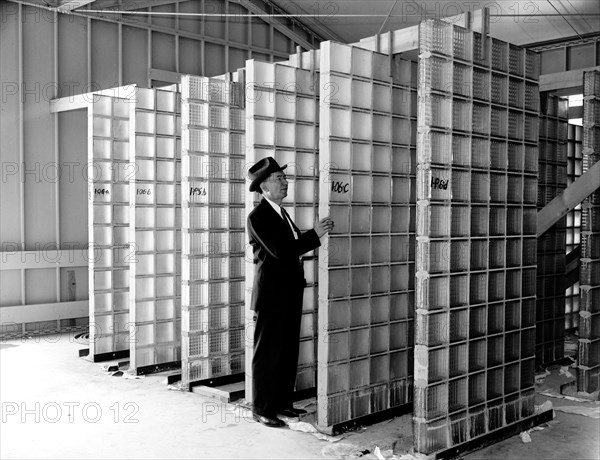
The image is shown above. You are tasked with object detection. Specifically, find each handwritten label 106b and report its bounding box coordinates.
[136,188,151,195]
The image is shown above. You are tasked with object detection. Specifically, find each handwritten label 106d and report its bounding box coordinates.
[331,181,349,194]
[431,177,449,190]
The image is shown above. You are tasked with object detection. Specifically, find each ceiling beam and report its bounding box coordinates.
[231,0,316,50]
[269,0,345,43]
[57,0,95,12]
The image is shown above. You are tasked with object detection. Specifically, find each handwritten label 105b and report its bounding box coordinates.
[94,188,110,195]
[190,187,207,196]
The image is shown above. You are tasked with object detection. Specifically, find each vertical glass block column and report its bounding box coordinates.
[414,20,538,455]
[536,94,568,366]
[318,41,417,429]
[565,123,583,331]
[244,59,321,400]
[578,70,600,393]
[129,86,182,373]
[181,74,246,388]
[88,95,132,359]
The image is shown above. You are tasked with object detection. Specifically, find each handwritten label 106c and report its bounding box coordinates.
[331,181,349,194]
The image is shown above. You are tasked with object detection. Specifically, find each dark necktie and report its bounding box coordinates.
[281,207,298,240]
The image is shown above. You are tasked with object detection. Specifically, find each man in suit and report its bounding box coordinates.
[247,157,334,428]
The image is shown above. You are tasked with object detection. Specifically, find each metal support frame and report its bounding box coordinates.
[538,159,600,237]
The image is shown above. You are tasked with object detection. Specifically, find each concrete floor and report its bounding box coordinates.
[1,333,598,460]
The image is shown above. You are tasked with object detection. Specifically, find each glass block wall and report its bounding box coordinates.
[128,86,182,373]
[317,41,417,429]
[414,20,539,455]
[180,74,246,388]
[578,70,600,393]
[88,94,132,360]
[565,123,583,331]
[536,94,568,366]
[244,58,321,399]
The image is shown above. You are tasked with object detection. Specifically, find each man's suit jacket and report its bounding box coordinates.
[247,198,321,312]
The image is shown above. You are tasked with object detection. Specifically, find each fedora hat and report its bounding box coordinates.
[248,157,287,192]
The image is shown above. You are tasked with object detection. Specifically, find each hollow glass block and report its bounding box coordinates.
[470,172,489,202]
[450,241,469,272]
[352,80,372,109]
[393,118,414,145]
[93,139,111,159]
[490,108,507,138]
[452,99,472,132]
[331,109,351,138]
[350,143,370,172]
[453,59,474,96]
[420,94,452,129]
[352,112,372,141]
[418,203,449,237]
[351,175,372,203]
[418,240,449,274]
[393,147,415,176]
[489,173,507,203]
[372,83,392,113]
[470,273,487,304]
[420,131,452,165]
[468,340,486,373]
[472,104,490,135]
[471,138,490,169]
[491,73,508,104]
[93,116,112,137]
[273,92,295,120]
[393,88,414,118]
[373,114,392,143]
[275,122,295,148]
[451,170,470,202]
[472,68,490,101]
[295,124,316,150]
[452,134,471,167]
[113,205,129,224]
[296,96,316,123]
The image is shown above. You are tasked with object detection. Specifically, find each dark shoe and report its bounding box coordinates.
[253,414,285,428]
[279,407,307,417]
